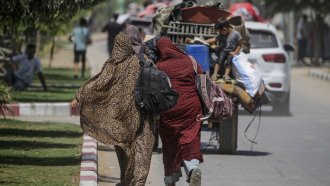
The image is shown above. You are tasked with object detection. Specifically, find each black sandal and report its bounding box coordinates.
[224,76,231,83]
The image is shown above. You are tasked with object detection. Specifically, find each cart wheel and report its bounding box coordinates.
[219,104,238,154]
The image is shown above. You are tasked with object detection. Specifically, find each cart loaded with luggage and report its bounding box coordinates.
[150,1,271,154]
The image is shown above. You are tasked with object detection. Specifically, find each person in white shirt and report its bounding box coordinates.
[11,44,47,91]
[69,17,91,79]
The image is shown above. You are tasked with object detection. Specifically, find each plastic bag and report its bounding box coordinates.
[232,53,262,97]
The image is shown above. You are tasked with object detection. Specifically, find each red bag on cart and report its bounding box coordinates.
[190,56,233,121]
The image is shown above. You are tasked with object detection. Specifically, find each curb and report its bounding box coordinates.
[3,103,80,116]
[80,134,98,186]
[309,69,330,81]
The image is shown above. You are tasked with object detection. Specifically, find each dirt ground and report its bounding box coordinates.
[40,47,77,69]
[39,33,107,69]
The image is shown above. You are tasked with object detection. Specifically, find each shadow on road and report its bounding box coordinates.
[233,150,271,156]
[98,144,115,152]
[152,147,271,156]
[239,109,293,117]
[98,174,120,183]
[199,149,271,156]
[200,148,221,154]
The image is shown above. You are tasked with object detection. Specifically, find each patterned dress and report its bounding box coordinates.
[76,32,154,186]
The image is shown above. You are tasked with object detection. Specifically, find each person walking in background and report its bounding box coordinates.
[70,25,154,186]
[11,44,47,91]
[296,14,308,65]
[102,13,123,56]
[69,17,91,79]
[155,37,203,186]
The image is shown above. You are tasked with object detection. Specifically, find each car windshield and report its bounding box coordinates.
[249,30,279,49]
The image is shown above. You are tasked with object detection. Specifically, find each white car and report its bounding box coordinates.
[245,21,294,114]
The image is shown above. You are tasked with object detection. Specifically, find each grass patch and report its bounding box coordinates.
[11,68,90,102]
[0,119,83,186]
[11,88,77,102]
[40,68,90,86]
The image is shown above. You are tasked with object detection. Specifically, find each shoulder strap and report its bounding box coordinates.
[138,54,147,67]
[199,74,212,121]
[188,55,197,74]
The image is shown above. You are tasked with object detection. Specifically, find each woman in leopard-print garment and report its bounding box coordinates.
[71,30,154,186]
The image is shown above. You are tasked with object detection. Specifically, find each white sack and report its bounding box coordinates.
[232,53,262,97]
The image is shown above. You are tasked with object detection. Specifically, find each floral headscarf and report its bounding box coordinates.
[124,25,145,60]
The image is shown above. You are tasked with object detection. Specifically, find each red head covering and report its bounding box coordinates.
[156,37,187,63]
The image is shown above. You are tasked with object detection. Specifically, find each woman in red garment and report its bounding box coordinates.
[155,37,203,186]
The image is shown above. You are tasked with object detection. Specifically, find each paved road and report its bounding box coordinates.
[87,38,330,186]
[146,68,330,186]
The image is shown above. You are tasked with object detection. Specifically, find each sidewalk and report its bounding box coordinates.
[308,64,330,81]
[41,33,108,74]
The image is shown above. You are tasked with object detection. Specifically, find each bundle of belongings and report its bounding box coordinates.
[215,74,271,114]
[206,48,271,113]
[183,15,250,55]
[149,1,270,115]
[153,1,228,35]
[183,58,268,114]
[145,40,270,115]
[153,1,250,53]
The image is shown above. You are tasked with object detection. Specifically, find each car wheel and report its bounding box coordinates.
[272,92,290,115]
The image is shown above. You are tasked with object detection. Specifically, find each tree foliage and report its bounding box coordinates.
[264,0,330,17]
[0,0,104,29]
[0,81,11,116]
[263,0,330,62]
[0,82,11,104]
[0,0,105,46]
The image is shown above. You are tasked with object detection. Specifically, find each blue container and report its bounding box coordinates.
[185,44,210,73]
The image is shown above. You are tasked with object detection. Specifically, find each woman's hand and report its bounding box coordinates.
[229,51,236,56]
[70,98,79,110]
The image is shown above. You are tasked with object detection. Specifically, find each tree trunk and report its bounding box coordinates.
[48,36,55,68]
[36,29,40,54]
